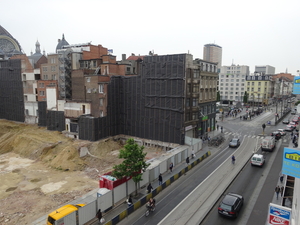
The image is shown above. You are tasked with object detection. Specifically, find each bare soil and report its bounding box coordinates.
[0,120,163,225]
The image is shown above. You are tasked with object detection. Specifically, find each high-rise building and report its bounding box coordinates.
[203,43,222,71]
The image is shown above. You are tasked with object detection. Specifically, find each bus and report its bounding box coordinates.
[47,204,85,225]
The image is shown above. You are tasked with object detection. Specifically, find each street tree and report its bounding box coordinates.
[216,91,221,102]
[113,138,150,196]
[243,91,248,103]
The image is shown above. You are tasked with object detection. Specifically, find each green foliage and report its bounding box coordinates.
[295,101,300,106]
[216,91,221,101]
[243,91,248,103]
[113,138,149,184]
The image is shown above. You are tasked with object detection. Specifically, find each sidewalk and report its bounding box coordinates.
[87,129,225,225]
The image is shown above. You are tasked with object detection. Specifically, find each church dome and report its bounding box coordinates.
[0,25,22,56]
[56,34,69,52]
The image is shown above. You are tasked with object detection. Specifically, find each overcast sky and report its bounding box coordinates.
[2,0,300,74]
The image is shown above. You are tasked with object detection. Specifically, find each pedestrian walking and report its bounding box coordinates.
[158,173,163,185]
[186,156,190,165]
[169,162,174,173]
[231,155,235,164]
[191,149,195,158]
[280,174,284,183]
[280,186,284,197]
[221,126,223,133]
[96,209,103,224]
[217,124,219,130]
[240,115,242,120]
[127,195,133,207]
[147,183,153,193]
[275,186,280,200]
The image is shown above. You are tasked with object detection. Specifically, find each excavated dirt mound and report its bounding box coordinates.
[0,120,164,225]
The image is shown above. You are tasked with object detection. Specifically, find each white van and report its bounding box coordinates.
[251,154,265,167]
[261,136,276,152]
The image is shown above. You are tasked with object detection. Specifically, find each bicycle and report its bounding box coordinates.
[145,203,156,217]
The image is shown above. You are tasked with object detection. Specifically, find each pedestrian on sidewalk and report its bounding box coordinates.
[280,186,284,197]
[147,183,153,193]
[221,126,223,133]
[280,174,284,183]
[191,149,195,159]
[275,186,280,200]
[217,124,219,130]
[231,155,235,164]
[96,209,103,224]
[158,173,163,185]
[127,195,133,207]
[186,156,190,165]
[169,162,174,173]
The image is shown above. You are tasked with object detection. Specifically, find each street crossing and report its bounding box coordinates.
[223,131,289,142]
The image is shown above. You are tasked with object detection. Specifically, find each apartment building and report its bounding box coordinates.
[255,65,275,75]
[246,74,273,105]
[187,59,218,137]
[219,65,249,103]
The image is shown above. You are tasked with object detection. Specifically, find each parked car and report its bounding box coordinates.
[287,124,296,130]
[229,138,240,148]
[261,136,276,152]
[218,193,244,218]
[282,120,290,124]
[284,126,294,132]
[277,129,286,136]
[271,131,281,140]
[251,154,265,167]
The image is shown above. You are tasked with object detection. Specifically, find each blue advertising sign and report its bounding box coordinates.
[292,76,300,94]
[282,147,300,178]
[269,204,291,220]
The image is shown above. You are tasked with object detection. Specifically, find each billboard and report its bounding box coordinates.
[268,203,291,225]
[292,76,300,94]
[282,147,300,179]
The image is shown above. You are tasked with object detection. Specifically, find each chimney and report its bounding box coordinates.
[122,54,126,61]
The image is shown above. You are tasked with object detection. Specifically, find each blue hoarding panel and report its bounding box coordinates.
[282,147,300,179]
[292,76,300,94]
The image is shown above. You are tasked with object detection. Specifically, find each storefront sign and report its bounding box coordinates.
[268,203,291,225]
[282,147,300,178]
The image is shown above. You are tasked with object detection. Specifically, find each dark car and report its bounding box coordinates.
[229,138,240,148]
[282,120,290,124]
[271,131,282,140]
[218,193,244,218]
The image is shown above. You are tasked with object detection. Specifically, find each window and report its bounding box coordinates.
[86,77,91,82]
[220,83,223,86]
[248,82,250,86]
[247,88,250,91]
[258,82,261,86]
[24,95,28,101]
[236,83,239,86]
[42,67,47,72]
[22,74,26,80]
[252,82,254,86]
[226,79,229,82]
[127,67,130,72]
[231,79,234,82]
[51,75,56,80]
[241,88,244,91]
[225,87,228,90]
[192,98,197,107]
[258,88,261,92]
[221,75,224,78]
[39,91,45,96]
[51,66,55,71]
[99,84,104,93]
[231,75,234,78]
[225,83,228,86]
[236,79,239,82]
[87,88,91,93]
[100,110,104,117]
[39,83,44,88]
[100,98,104,106]
[192,113,197,120]
[236,87,239,90]
[241,79,245,82]
[241,83,244,86]
[251,88,254,91]
[220,87,223,90]
[220,79,223,82]
[230,83,234,86]
[230,88,234,90]
[25,109,29,115]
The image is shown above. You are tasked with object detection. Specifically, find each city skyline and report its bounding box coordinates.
[2,0,300,75]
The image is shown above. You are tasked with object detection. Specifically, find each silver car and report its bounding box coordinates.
[229,138,240,148]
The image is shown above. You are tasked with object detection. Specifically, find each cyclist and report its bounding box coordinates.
[147,197,155,211]
[232,155,236,164]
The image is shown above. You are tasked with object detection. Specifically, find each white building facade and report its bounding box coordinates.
[255,65,275,75]
[203,44,222,71]
[219,65,249,103]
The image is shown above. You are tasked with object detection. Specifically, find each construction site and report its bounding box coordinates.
[0,119,169,225]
